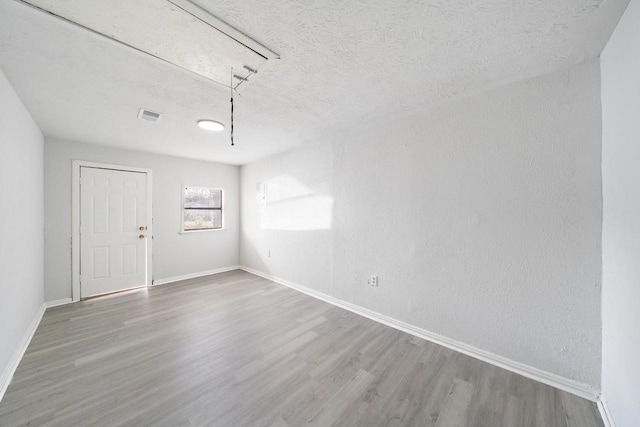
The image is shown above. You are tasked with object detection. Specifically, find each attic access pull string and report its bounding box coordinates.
[230,69,234,146]
[229,66,257,147]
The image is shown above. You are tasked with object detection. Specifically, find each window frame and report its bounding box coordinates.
[181,185,224,233]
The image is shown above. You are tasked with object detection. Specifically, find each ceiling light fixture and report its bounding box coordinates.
[197,120,224,131]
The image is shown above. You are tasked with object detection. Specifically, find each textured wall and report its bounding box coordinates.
[44,139,240,302]
[241,60,603,388]
[601,0,640,425]
[0,69,44,387]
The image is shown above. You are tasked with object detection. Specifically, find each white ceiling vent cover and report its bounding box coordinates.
[138,108,162,122]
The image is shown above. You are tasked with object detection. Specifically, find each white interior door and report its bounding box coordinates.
[80,167,148,298]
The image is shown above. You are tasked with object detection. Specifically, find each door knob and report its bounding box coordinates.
[139,226,146,231]
[139,234,146,239]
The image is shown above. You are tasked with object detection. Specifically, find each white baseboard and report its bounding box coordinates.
[239,265,600,402]
[0,303,46,403]
[597,397,616,427]
[45,298,74,308]
[152,265,241,286]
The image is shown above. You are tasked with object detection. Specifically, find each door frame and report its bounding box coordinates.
[71,160,153,302]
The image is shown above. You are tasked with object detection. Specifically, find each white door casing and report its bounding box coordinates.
[73,162,152,299]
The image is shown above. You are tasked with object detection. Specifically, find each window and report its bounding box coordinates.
[182,186,223,231]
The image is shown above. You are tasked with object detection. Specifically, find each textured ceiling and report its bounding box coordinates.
[19,0,273,87]
[0,0,629,165]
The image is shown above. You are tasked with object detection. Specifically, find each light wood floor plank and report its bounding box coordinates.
[0,270,603,427]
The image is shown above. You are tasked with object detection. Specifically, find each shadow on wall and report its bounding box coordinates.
[259,174,333,231]
[241,237,271,275]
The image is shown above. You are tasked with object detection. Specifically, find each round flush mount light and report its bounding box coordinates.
[197,120,225,131]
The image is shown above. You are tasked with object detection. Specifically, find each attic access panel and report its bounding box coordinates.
[19,0,278,88]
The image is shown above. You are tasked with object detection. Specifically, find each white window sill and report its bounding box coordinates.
[179,228,226,234]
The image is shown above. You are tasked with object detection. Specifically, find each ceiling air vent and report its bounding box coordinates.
[138,108,162,122]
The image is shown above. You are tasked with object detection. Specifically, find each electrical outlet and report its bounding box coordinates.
[370,275,378,287]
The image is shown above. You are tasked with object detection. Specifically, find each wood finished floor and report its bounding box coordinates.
[0,270,602,427]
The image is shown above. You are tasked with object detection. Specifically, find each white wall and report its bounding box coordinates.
[241,60,603,389]
[0,69,44,389]
[44,138,240,301]
[601,1,640,425]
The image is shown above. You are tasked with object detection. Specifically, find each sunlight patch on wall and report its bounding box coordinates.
[259,175,333,231]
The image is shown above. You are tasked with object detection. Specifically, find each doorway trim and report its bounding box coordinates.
[71,160,153,302]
